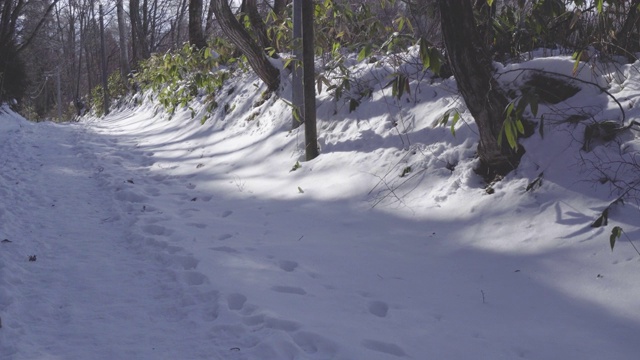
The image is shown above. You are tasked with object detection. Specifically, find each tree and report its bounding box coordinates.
[189,0,207,49]
[438,0,522,177]
[130,0,150,64]
[210,0,279,91]
[301,0,318,160]
[117,0,131,83]
[0,0,59,103]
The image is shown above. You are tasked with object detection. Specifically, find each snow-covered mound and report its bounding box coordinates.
[1,52,639,359]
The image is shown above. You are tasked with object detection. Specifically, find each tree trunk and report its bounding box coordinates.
[99,5,109,115]
[211,0,279,92]
[615,0,640,60]
[205,0,215,34]
[130,0,150,64]
[117,0,131,83]
[439,0,521,177]
[189,0,207,49]
[273,0,288,18]
[244,0,271,51]
[301,0,318,160]
[291,0,303,129]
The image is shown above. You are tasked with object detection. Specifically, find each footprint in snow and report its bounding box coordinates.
[218,233,233,241]
[292,331,339,356]
[367,300,389,318]
[361,339,408,357]
[221,210,233,218]
[227,293,247,310]
[278,260,298,272]
[271,286,306,295]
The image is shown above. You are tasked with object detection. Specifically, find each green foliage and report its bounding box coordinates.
[610,226,622,250]
[385,73,410,100]
[290,161,301,172]
[436,109,463,136]
[498,90,539,150]
[134,43,232,119]
[90,85,106,117]
[419,38,443,76]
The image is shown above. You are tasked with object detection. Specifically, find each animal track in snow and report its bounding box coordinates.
[278,260,298,272]
[218,233,233,241]
[367,300,389,318]
[182,271,208,286]
[271,286,306,295]
[227,293,247,310]
[221,210,233,218]
[292,331,339,355]
[361,339,408,357]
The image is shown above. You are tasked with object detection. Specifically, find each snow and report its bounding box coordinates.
[1,53,640,359]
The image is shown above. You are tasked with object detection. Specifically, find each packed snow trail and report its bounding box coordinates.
[0,116,228,359]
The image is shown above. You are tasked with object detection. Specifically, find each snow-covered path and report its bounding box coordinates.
[0,116,226,359]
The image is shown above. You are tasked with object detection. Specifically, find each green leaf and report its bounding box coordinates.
[572,51,582,76]
[591,208,609,228]
[610,226,622,251]
[505,120,517,149]
[357,44,372,62]
[486,0,494,5]
[596,0,603,13]
[516,119,525,134]
[419,38,430,69]
[450,111,460,136]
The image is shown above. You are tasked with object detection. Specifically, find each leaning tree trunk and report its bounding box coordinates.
[439,0,521,177]
[188,0,207,50]
[244,0,272,51]
[211,0,279,92]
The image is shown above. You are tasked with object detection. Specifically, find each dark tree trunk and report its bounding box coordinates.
[439,0,521,177]
[189,0,207,49]
[130,0,150,64]
[273,0,288,18]
[301,0,318,160]
[211,0,279,92]
[615,0,640,60]
[117,0,131,83]
[205,0,215,34]
[244,0,271,51]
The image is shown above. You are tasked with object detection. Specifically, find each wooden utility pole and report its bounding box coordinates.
[99,4,109,115]
[291,0,303,129]
[301,0,318,160]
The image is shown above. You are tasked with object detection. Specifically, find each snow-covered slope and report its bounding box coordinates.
[1,53,639,359]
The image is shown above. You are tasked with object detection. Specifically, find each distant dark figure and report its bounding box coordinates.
[75,98,86,116]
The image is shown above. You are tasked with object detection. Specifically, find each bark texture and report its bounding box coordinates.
[211,0,279,92]
[189,0,207,49]
[439,0,522,176]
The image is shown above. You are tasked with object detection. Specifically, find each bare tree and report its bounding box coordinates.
[189,0,207,49]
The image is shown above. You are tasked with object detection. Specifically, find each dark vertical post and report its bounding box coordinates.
[291,0,303,129]
[99,4,109,115]
[301,0,318,160]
